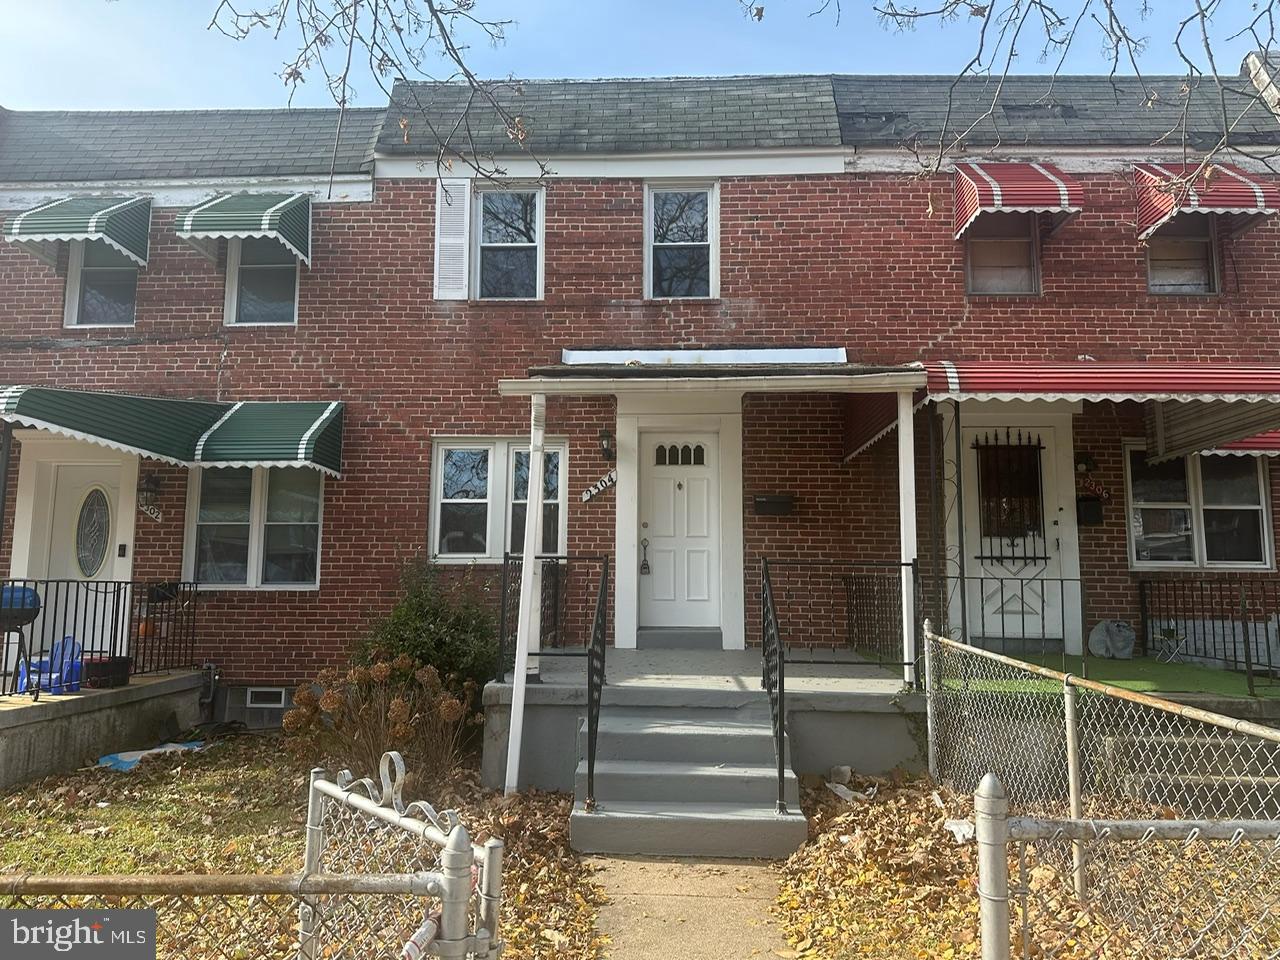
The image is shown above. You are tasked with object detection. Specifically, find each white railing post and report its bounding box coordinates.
[298,767,326,960]
[438,824,473,948]
[922,619,938,780]
[1062,681,1087,901]
[975,773,1011,960]
[897,389,918,687]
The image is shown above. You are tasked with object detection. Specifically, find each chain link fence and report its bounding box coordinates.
[0,751,503,960]
[923,624,1280,959]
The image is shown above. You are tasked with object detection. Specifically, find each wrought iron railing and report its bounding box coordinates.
[928,573,1085,667]
[495,554,609,681]
[584,557,609,812]
[760,558,788,814]
[1138,573,1280,695]
[761,558,919,670]
[1,579,198,698]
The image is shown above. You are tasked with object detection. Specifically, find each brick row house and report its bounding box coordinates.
[5,66,1280,852]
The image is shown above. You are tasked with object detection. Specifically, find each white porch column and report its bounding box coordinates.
[504,393,548,795]
[897,389,918,686]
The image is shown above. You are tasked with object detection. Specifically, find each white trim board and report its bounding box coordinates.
[563,348,848,366]
[0,175,373,212]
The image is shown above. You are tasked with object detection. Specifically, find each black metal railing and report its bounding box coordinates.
[584,557,610,812]
[1138,575,1280,696]
[1,579,198,699]
[763,558,919,669]
[929,573,1086,667]
[495,553,610,681]
[760,558,788,814]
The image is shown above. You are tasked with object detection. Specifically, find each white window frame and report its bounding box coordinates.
[430,437,569,564]
[246,686,288,708]
[223,237,301,327]
[182,466,325,590]
[644,181,720,300]
[1146,214,1220,296]
[964,213,1042,296]
[63,239,139,328]
[471,186,545,301]
[1122,441,1273,571]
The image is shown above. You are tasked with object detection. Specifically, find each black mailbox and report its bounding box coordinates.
[753,494,796,516]
[1076,495,1104,526]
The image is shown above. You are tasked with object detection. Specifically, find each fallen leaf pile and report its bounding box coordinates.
[0,735,605,960]
[775,772,981,959]
[775,772,1279,960]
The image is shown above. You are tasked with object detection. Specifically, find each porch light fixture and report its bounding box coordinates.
[1074,452,1097,474]
[598,429,616,462]
[138,471,163,508]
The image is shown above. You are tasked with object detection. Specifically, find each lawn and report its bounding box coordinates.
[0,733,606,960]
[1017,652,1280,699]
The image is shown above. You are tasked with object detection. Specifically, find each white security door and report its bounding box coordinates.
[639,434,720,628]
[38,464,128,660]
[960,426,1073,644]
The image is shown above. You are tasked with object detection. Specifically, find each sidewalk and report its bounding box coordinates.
[588,856,789,960]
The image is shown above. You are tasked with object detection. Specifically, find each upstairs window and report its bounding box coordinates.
[965,212,1039,295]
[226,237,299,325]
[1148,214,1217,295]
[1125,445,1270,569]
[65,240,139,327]
[647,184,718,298]
[477,190,542,299]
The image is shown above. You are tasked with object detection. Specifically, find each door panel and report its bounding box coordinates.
[639,434,720,628]
[961,426,1066,642]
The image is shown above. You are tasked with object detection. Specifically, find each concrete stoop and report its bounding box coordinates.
[569,708,808,858]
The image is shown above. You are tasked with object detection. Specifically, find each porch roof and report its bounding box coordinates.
[499,362,925,396]
[0,386,344,475]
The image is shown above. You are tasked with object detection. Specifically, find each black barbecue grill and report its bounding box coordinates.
[1,585,41,632]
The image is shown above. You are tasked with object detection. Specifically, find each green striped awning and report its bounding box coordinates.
[176,192,312,265]
[3,196,152,267]
[0,386,343,476]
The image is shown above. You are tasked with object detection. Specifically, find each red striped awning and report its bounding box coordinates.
[924,361,1280,402]
[1134,162,1280,240]
[953,162,1083,239]
[1205,430,1280,456]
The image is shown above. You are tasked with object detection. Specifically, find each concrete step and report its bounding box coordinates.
[570,800,809,858]
[577,712,782,765]
[575,758,801,806]
[635,627,723,650]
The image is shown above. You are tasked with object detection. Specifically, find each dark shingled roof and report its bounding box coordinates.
[831,74,1280,149]
[378,76,843,155]
[0,107,385,182]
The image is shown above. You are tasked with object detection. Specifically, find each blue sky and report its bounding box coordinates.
[0,1,1262,110]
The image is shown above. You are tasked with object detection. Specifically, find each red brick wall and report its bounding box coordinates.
[4,170,1280,682]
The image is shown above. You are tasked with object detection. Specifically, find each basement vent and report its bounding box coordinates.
[246,687,287,709]
[1001,102,1079,120]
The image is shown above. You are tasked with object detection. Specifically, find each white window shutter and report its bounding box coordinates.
[434,178,472,300]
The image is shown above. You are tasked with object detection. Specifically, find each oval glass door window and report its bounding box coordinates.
[76,488,112,578]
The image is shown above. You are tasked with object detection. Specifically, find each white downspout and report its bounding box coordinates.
[505,393,548,795]
[897,389,919,687]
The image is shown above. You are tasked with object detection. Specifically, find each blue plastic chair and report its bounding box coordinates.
[18,636,82,694]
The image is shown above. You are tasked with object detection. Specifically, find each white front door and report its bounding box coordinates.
[961,425,1074,644]
[37,464,129,660]
[639,434,720,628]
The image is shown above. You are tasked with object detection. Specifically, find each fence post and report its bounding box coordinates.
[438,823,473,947]
[298,767,325,960]
[922,618,938,780]
[1062,681,1087,901]
[975,773,1010,960]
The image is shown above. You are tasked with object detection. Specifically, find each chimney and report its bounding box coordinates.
[1243,50,1280,117]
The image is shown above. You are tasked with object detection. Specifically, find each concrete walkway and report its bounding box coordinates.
[589,856,789,959]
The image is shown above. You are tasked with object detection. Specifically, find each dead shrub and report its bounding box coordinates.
[283,652,480,779]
